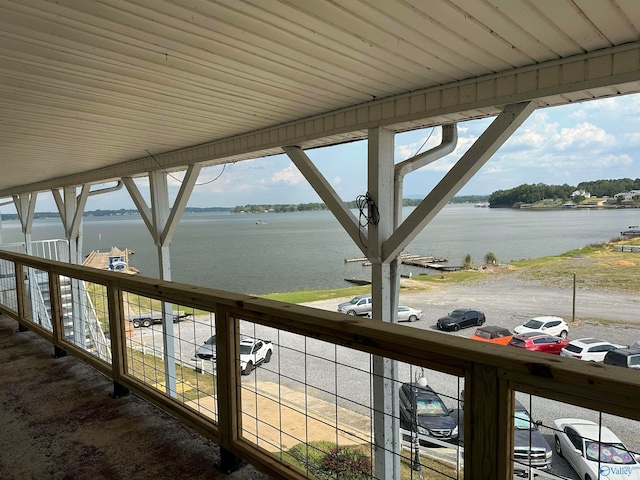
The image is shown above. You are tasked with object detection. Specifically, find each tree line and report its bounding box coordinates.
[488,178,640,207]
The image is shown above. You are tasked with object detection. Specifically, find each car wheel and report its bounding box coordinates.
[264,350,272,363]
[585,476,592,480]
[347,310,356,315]
[132,320,141,328]
[477,317,485,326]
[560,330,568,339]
[142,319,152,328]
[409,315,417,322]
[555,436,563,458]
[453,324,460,332]
[242,361,253,376]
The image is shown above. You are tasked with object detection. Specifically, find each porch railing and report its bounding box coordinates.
[0,249,639,479]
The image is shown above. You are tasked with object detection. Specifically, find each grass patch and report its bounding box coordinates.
[409,269,494,285]
[262,286,370,304]
[279,440,459,479]
[511,240,640,292]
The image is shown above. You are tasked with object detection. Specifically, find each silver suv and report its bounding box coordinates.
[337,295,372,316]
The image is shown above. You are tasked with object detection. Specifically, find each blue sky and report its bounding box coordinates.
[6,93,640,213]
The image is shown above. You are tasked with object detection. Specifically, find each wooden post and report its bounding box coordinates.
[15,262,28,331]
[107,283,129,398]
[215,305,243,470]
[48,269,67,357]
[465,364,514,479]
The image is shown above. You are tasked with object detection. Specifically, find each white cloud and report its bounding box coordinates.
[271,163,305,185]
[592,154,633,168]
[555,122,614,150]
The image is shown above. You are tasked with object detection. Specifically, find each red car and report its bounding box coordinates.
[508,332,569,354]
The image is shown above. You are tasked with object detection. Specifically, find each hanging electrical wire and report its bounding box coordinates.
[410,126,435,158]
[145,149,226,186]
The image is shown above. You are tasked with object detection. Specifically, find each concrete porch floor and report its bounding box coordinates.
[0,314,270,480]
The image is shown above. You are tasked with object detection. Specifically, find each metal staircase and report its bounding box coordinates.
[0,240,111,362]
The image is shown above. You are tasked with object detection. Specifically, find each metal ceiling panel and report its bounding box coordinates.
[1,0,639,196]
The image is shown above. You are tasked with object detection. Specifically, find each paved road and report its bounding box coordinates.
[133,274,640,480]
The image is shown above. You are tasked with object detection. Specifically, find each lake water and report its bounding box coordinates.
[1,204,638,294]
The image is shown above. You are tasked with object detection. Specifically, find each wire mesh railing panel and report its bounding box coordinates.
[237,319,465,479]
[122,292,218,422]
[24,267,53,332]
[65,279,111,362]
[514,392,640,480]
[0,258,17,314]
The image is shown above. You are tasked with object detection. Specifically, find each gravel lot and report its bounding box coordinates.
[137,272,640,479]
[300,273,640,479]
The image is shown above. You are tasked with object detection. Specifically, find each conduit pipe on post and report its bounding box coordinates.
[394,124,457,229]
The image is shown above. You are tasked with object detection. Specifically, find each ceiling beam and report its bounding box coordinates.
[2,42,639,198]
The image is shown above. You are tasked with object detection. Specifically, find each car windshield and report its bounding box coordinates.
[349,297,361,305]
[449,310,465,318]
[523,319,543,329]
[240,344,253,354]
[416,398,448,416]
[204,336,216,345]
[514,410,536,430]
[585,442,636,464]
[474,330,491,339]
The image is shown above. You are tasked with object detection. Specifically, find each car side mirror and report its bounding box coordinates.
[535,420,542,427]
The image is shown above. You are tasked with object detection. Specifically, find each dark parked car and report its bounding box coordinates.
[508,333,569,355]
[436,309,485,331]
[398,382,458,446]
[604,347,640,369]
[460,392,552,473]
[513,401,553,473]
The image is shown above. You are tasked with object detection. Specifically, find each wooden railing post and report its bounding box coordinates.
[14,262,28,331]
[215,305,243,472]
[107,283,129,398]
[48,270,67,357]
[465,364,514,479]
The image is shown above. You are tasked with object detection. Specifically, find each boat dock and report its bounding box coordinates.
[344,253,461,271]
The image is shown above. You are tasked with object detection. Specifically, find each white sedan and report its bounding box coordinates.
[554,418,640,480]
[513,315,568,338]
[366,305,423,322]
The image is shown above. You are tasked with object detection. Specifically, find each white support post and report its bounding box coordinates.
[13,193,37,255]
[149,170,177,398]
[13,193,38,324]
[126,167,202,399]
[368,126,401,480]
[53,186,90,348]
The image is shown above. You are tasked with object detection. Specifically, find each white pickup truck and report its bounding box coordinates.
[194,335,273,375]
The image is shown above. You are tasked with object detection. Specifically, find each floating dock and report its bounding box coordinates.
[345,253,462,272]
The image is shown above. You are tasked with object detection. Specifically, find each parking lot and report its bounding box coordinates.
[133,274,640,479]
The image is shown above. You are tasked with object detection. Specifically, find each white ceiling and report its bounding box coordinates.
[1,0,640,197]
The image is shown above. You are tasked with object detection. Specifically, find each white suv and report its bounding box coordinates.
[561,338,625,362]
[513,316,568,339]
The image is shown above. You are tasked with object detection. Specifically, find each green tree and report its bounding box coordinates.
[484,252,498,265]
[463,253,473,269]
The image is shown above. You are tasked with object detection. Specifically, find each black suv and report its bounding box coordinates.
[604,347,640,369]
[399,382,458,446]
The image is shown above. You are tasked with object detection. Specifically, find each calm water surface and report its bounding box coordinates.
[2,205,638,294]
